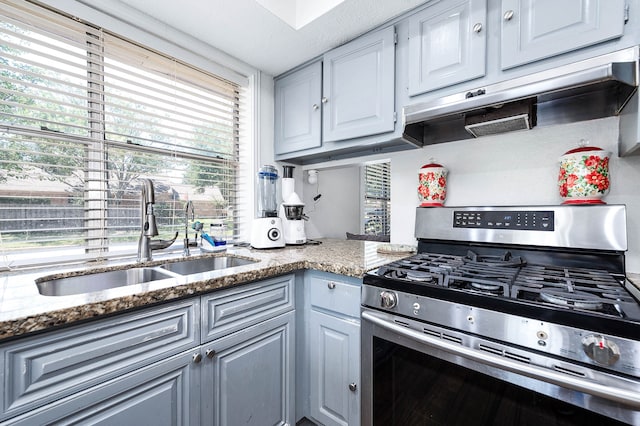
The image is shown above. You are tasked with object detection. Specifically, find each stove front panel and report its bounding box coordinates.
[361,284,640,379]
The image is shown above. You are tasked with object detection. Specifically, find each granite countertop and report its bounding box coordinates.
[0,239,410,341]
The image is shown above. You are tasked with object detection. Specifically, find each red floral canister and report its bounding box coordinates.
[418,159,447,207]
[558,140,610,204]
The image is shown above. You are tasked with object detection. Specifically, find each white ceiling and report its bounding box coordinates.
[116,0,427,76]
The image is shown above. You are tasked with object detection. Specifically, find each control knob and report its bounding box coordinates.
[582,334,620,366]
[380,291,397,309]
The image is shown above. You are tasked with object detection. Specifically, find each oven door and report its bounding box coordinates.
[361,308,640,425]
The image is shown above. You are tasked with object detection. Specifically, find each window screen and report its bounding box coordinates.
[0,0,249,269]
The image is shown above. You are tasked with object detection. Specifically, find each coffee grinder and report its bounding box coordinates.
[280,165,307,245]
[250,165,285,249]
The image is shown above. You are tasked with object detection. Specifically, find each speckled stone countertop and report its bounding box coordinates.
[0,239,410,341]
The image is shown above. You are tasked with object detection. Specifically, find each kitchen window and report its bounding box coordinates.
[362,161,390,238]
[0,0,249,269]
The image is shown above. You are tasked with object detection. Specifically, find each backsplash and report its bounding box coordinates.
[390,116,640,273]
[302,116,640,273]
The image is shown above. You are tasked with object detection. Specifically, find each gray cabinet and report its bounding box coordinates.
[0,274,296,426]
[307,273,361,426]
[501,0,626,69]
[4,350,199,425]
[201,311,295,426]
[274,61,322,155]
[322,26,396,142]
[408,0,487,96]
[274,25,398,161]
[0,299,198,422]
[200,274,296,426]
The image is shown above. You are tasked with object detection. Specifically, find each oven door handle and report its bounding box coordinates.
[362,310,640,409]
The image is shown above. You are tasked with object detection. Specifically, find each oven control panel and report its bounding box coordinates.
[453,210,554,231]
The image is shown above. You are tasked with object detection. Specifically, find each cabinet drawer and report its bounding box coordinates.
[201,274,295,343]
[0,299,198,420]
[310,276,360,318]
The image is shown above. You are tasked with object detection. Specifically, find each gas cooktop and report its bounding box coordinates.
[372,250,640,321]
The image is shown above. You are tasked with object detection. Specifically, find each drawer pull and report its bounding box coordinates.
[349,383,357,392]
[193,353,202,363]
[503,10,514,21]
[206,349,216,359]
[327,282,336,289]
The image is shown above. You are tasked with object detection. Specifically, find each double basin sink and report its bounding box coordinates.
[36,256,258,297]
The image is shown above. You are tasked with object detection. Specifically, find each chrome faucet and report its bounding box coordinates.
[183,200,195,256]
[137,179,159,262]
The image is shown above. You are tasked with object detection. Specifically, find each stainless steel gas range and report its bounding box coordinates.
[361,205,640,425]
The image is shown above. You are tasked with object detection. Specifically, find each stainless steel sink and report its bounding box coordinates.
[160,256,257,275]
[36,267,175,297]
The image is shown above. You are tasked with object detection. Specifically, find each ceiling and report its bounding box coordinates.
[115,0,427,76]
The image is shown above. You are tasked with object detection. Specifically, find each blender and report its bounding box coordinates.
[250,165,285,249]
[280,165,307,245]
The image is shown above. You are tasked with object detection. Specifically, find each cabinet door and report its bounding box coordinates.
[275,61,322,154]
[202,311,295,426]
[6,351,200,426]
[1,299,198,421]
[501,0,626,69]
[310,310,360,426]
[323,26,395,142]
[408,0,487,96]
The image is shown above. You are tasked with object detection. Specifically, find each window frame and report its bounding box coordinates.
[0,0,252,270]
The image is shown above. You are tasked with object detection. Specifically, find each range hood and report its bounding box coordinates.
[403,47,639,147]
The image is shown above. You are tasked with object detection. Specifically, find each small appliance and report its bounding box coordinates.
[250,165,285,249]
[280,165,307,245]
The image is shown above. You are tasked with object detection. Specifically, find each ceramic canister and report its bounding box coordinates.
[418,160,448,207]
[558,141,611,204]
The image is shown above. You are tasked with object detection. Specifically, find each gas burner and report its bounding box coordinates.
[405,270,435,282]
[471,281,503,292]
[445,275,510,296]
[539,290,603,311]
[464,250,525,267]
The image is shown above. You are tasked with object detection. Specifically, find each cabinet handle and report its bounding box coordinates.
[193,353,202,363]
[465,88,486,99]
[327,282,336,289]
[321,97,328,104]
[349,383,357,392]
[503,10,514,21]
[312,103,319,110]
[206,349,216,359]
[472,23,482,33]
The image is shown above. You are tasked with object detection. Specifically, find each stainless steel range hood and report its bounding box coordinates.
[403,47,639,147]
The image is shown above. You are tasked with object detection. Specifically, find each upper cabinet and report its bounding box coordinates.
[322,26,396,142]
[274,61,322,155]
[501,0,627,69]
[274,26,400,162]
[408,0,487,96]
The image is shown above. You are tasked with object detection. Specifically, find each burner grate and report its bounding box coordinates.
[371,251,638,319]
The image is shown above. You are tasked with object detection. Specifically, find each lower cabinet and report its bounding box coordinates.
[305,271,361,426]
[4,350,199,425]
[201,310,295,426]
[0,274,296,426]
[309,310,360,426]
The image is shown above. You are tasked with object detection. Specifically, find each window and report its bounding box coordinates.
[0,0,249,269]
[362,161,390,237]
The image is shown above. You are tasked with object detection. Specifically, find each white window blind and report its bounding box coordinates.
[362,161,391,237]
[0,0,249,269]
